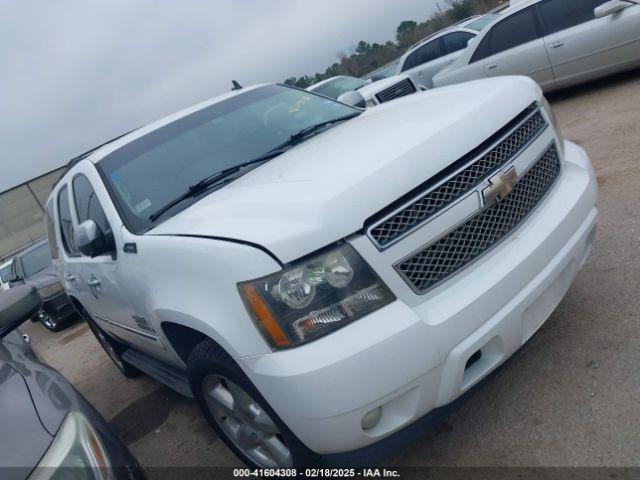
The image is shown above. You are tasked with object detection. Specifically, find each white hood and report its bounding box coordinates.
[149,76,542,263]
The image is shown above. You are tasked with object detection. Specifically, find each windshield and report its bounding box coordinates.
[0,265,12,283]
[465,14,499,32]
[20,243,52,278]
[98,85,358,233]
[310,77,368,99]
[364,60,400,80]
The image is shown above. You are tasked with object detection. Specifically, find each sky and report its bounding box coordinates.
[0,0,438,192]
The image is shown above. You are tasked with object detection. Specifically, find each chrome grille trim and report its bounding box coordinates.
[375,78,417,103]
[367,107,548,249]
[395,144,561,294]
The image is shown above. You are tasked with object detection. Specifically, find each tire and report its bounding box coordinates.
[79,306,141,378]
[187,340,319,468]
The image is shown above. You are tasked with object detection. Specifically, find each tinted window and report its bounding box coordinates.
[20,243,52,278]
[402,40,443,71]
[489,8,540,56]
[470,33,491,63]
[57,186,78,256]
[311,77,368,99]
[441,32,476,55]
[98,85,359,233]
[45,201,59,259]
[0,265,12,283]
[540,0,606,35]
[73,175,112,238]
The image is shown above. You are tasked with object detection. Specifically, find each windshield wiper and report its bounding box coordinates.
[148,112,361,222]
[148,150,287,222]
[287,112,361,144]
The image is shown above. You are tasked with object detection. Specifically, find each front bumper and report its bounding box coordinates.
[241,140,597,455]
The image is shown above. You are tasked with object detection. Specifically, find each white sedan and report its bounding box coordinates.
[307,74,420,108]
[393,15,497,89]
[434,0,640,92]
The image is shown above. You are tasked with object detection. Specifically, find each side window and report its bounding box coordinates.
[402,40,443,71]
[57,186,78,256]
[441,32,476,55]
[45,201,59,259]
[539,0,606,35]
[72,175,112,237]
[489,8,540,56]
[470,33,492,63]
[10,258,21,279]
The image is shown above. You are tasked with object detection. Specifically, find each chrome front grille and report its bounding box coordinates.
[395,145,561,294]
[376,78,417,104]
[368,109,547,249]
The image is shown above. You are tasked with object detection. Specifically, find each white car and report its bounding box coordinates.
[394,15,496,89]
[0,260,12,291]
[307,74,420,108]
[434,0,640,91]
[46,78,597,467]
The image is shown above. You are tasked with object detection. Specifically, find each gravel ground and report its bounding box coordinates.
[22,68,640,474]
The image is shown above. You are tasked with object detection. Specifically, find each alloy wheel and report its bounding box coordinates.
[38,309,57,330]
[202,374,292,468]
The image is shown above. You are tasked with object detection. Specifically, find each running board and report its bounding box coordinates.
[122,348,193,398]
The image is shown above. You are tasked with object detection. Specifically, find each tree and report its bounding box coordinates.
[396,20,418,46]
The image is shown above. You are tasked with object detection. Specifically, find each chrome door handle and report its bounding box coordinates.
[64,273,76,282]
[551,41,564,49]
[87,278,101,288]
[487,63,498,70]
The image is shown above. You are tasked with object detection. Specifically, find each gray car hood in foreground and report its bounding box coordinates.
[149,77,542,263]
[0,364,52,477]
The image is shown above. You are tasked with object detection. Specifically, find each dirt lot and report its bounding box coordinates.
[22,68,640,473]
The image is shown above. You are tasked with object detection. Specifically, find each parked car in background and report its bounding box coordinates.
[47,79,596,467]
[394,15,493,89]
[361,59,400,82]
[433,0,640,91]
[0,260,12,291]
[7,239,76,331]
[0,285,143,479]
[307,74,420,108]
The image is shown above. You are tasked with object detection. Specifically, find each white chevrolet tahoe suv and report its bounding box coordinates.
[47,78,597,468]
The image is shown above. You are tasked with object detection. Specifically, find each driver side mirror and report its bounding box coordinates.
[0,285,41,339]
[595,0,631,18]
[337,90,366,109]
[74,220,113,258]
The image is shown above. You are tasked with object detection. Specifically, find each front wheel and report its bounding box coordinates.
[37,309,64,332]
[187,340,318,468]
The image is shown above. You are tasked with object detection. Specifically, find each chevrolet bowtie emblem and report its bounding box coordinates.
[483,167,518,205]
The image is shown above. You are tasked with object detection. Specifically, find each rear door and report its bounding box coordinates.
[483,6,556,90]
[439,31,477,78]
[401,37,449,88]
[539,0,640,88]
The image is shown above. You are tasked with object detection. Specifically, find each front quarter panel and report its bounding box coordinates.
[129,234,282,362]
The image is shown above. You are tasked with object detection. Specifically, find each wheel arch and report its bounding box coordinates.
[161,321,228,365]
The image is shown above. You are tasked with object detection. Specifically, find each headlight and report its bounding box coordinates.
[29,412,111,480]
[365,99,377,108]
[541,97,565,155]
[38,282,64,299]
[239,244,395,349]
